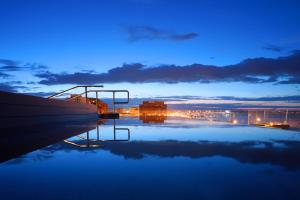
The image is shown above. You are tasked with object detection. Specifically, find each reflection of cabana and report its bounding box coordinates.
[64,120,130,148]
[139,101,167,115]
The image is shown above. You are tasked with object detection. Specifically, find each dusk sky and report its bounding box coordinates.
[1,0,300,100]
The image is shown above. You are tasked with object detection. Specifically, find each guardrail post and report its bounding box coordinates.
[86,131,90,147]
[113,91,115,112]
[85,86,88,104]
[113,119,116,140]
[96,125,99,141]
[96,91,99,114]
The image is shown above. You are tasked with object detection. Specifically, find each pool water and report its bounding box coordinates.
[1,117,300,200]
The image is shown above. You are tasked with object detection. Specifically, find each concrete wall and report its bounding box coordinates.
[0,91,98,128]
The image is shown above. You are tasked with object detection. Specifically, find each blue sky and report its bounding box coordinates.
[0,0,300,98]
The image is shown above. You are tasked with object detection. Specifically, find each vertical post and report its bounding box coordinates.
[285,109,289,124]
[87,131,90,147]
[96,125,99,141]
[85,86,88,104]
[96,91,99,114]
[113,91,115,112]
[247,111,250,125]
[113,119,116,140]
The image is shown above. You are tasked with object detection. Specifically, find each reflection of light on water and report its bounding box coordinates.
[256,117,261,122]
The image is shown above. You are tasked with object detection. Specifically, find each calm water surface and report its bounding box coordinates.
[1,117,300,200]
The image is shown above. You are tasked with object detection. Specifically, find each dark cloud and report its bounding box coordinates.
[263,44,284,52]
[0,71,10,78]
[169,32,198,41]
[0,65,24,71]
[36,70,104,85]
[124,25,198,42]
[278,77,300,84]
[0,82,27,92]
[36,50,300,85]
[26,81,36,84]
[0,59,19,66]
[24,63,48,71]
[0,58,20,71]
[0,58,48,72]
[0,83,17,92]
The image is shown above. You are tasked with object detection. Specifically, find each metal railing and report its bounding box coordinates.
[47,85,104,103]
[67,89,129,112]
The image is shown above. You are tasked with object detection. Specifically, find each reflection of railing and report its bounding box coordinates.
[229,109,291,129]
[47,85,104,104]
[114,127,131,141]
[67,90,129,112]
[63,119,130,148]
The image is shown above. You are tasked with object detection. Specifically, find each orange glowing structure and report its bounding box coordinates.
[139,101,167,123]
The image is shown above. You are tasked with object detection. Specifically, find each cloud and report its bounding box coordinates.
[263,44,284,52]
[0,83,17,92]
[0,59,19,66]
[0,58,48,72]
[278,77,300,84]
[0,65,24,71]
[0,82,27,92]
[36,50,300,85]
[0,71,10,78]
[124,25,198,42]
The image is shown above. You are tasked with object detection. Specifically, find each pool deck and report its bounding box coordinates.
[0,91,98,129]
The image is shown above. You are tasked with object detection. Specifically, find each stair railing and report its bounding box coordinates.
[47,85,104,103]
[67,89,129,112]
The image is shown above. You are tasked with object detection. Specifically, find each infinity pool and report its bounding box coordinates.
[1,117,300,200]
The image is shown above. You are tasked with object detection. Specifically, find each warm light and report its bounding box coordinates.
[270,122,274,126]
[233,119,238,124]
[256,117,261,122]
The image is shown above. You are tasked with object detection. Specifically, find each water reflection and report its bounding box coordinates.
[1,115,300,200]
[64,119,130,148]
[99,140,300,171]
[0,118,130,163]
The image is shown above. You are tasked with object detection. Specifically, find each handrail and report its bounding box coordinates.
[89,89,130,105]
[67,89,129,112]
[47,85,103,100]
